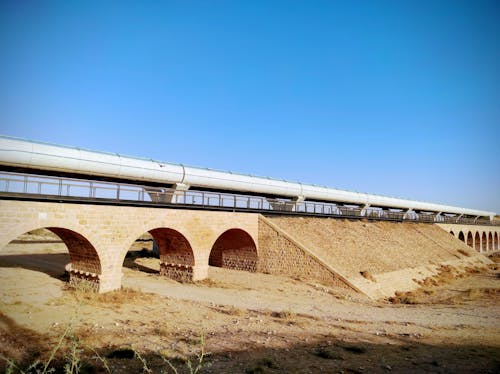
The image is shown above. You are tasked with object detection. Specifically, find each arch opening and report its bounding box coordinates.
[458,231,465,242]
[467,232,473,248]
[450,231,455,236]
[152,228,195,282]
[1,227,101,291]
[122,232,159,274]
[495,232,499,250]
[209,229,257,272]
[481,232,487,252]
[475,232,481,252]
[488,232,493,251]
[122,228,195,282]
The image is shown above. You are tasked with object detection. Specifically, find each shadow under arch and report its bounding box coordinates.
[495,232,499,250]
[481,232,487,252]
[209,228,258,272]
[467,232,473,247]
[458,231,465,242]
[488,232,493,251]
[125,227,195,282]
[474,232,481,252]
[1,227,101,289]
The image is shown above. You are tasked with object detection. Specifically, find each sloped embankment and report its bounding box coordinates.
[259,215,491,299]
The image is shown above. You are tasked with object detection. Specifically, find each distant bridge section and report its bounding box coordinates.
[0,135,497,223]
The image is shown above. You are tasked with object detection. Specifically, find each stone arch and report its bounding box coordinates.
[458,231,465,242]
[467,232,473,247]
[150,228,195,282]
[450,231,455,236]
[488,232,493,251]
[475,232,481,252]
[209,228,258,272]
[2,226,101,289]
[495,232,499,250]
[120,224,200,282]
[481,232,487,252]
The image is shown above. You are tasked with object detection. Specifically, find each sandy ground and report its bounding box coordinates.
[0,235,499,373]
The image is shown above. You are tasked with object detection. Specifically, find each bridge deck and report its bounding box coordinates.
[1,171,496,226]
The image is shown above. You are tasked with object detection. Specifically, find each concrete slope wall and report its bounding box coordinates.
[263,216,491,299]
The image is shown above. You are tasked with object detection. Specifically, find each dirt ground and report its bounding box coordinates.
[0,233,499,373]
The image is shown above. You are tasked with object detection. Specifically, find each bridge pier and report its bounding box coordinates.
[160,263,208,282]
[96,271,123,293]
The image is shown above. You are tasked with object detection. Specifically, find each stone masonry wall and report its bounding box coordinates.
[257,217,355,291]
[160,263,194,283]
[210,229,258,272]
[50,227,101,275]
[221,247,258,272]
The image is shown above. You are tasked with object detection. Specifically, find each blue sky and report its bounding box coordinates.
[1,1,499,212]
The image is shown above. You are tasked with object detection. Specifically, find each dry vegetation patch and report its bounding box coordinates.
[360,270,376,282]
[489,253,500,263]
[62,285,157,307]
[388,264,499,305]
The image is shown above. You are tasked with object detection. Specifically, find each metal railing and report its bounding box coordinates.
[0,171,497,226]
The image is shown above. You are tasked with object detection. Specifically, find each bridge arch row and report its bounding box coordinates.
[446,226,500,253]
[0,200,259,292]
[121,226,258,282]
[2,224,258,291]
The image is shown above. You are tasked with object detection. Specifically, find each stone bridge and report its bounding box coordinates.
[437,223,500,254]
[1,199,498,295]
[0,200,259,292]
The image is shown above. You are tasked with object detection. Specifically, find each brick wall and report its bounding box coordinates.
[49,227,101,275]
[257,217,355,291]
[150,228,196,281]
[160,263,194,283]
[209,229,258,272]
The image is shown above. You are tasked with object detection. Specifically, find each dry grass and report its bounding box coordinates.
[457,249,471,257]
[266,309,305,326]
[388,264,497,305]
[63,284,156,307]
[389,265,461,304]
[453,287,499,301]
[209,305,245,316]
[489,253,500,263]
[360,270,376,282]
[196,277,253,291]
